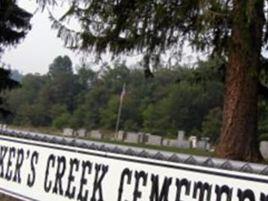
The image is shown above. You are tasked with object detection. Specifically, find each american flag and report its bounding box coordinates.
[120,83,126,102]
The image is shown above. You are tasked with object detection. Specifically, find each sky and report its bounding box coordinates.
[1,1,81,75]
[1,1,199,75]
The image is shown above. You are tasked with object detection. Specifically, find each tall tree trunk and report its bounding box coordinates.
[216,0,264,161]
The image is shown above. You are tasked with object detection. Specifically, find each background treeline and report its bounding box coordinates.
[2,55,268,144]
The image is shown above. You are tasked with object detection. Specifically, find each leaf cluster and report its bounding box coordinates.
[0,0,32,53]
[3,55,226,141]
[49,0,232,60]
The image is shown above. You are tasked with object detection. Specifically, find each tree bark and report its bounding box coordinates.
[216,0,264,161]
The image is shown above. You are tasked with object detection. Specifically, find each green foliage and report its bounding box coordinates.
[201,107,222,144]
[100,95,119,129]
[48,56,73,78]
[3,55,227,140]
[0,67,20,117]
[49,0,232,62]
[52,113,71,129]
[0,0,32,53]
[36,0,268,161]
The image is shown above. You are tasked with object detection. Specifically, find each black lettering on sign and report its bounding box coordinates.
[133,171,148,201]
[77,161,92,201]
[117,168,132,201]
[237,189,255,201]
[150,175,172,201]
[13,148,24,184]
[53,156,66,195]
[65,158,80,199]
[215,185,233,201]
[5,147,15,181]
[261,193,268,201]
[193,181,212,201]
[44,154,55,193]
[27,151,39,187]
[0,146,7,178]
[91,164,109,201]
[175,178,191,201]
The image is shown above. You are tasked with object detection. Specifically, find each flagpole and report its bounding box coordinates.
[115,83,126,138]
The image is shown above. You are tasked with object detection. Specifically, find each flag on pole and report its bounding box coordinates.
[120,83,126,102]
[115,83,126,134]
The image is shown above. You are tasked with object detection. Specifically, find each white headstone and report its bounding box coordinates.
[124,132,140,143]
[176,130,190,148]
[63,128,74,137]
[77,129,87,137]
[177,130,185,142]
[117,130,125,141]
[198,137,210,150]
[189,136,197,148]
[206,143,211,151]
[178,141,191,149]
[197,141,206,149]
[90,130,103,139]
[2,124,7,130]
[143,133,151,144]
[162,139,170,146]
[146,135,162,146]
[138,132,147,143]
[260,141,268,159]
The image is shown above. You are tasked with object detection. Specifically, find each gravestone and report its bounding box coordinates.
[178,141,191,149]
[162,139,170,146]
[139,132,147,144]
[197,137,210,150]
[63,128,74,137]
[77,129,87,137]
[90,130,103,139]
[143,133,151,144]
[117,130,125,141]
[260,141,268,159]
[189,136,197,148]
[124,132,140,143]
[146,135,162,146]
[197,141,206,149]
[2,124,7,130]
[176,130,190,148]
[177,130,185,142]
[206,143,211,151]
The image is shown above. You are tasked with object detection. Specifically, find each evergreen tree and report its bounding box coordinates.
[0,0,32,53]
[46,0,267,161]
[0,0,32,117]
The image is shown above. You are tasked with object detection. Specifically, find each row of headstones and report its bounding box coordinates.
[117,130,211,150]
[63,128,211,150]
[63,128,103,140]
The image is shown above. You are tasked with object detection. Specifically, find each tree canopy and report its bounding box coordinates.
[1,0,267,161]
[50,1,232,59]
[43,0,268,161]
[0,0,32,53]
[4,56,225,139]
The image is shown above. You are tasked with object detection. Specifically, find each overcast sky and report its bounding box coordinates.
[1,1,82,75]
[1,1,200,75]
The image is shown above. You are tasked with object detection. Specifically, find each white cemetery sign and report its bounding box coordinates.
[0,135,267,201]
